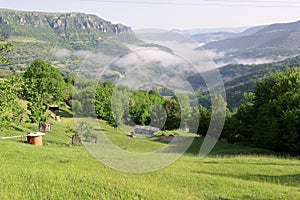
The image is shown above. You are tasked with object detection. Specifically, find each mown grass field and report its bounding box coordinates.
[0,108,300,199]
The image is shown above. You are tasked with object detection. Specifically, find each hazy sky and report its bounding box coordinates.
[1,0,300,30]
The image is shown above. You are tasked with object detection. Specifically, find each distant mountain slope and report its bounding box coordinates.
[0,9,139,73]
[0,9,133,46]
[190,25,266,44]
[191,32,236,44]
[235,25,266,37]
[177,27,248,36]
[203,20,300,61]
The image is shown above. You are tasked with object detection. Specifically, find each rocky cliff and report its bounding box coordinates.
[0,9,132,44]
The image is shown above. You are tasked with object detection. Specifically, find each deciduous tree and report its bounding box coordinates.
[23,59,66,104]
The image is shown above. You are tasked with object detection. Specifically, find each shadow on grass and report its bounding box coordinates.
[149,136,170,144]
[183,137,280,157]
[43,140,72,147]
[193,171,300,187]
[10,125,24,132]
[59,109,73,118]
[140,135,279,157]
[185,137,203,155]
[93,128,107,132]
[201,160,300,167]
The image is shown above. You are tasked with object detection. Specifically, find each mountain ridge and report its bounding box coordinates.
[0,8,139,73]
[203,20,300,62]
[0,8,133,44]
[190,25,266,44]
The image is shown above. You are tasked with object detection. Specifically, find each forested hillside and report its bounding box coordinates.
[222,67,300,154]
[191,55,300,109]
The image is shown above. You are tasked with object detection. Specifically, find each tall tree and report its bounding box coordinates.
[27,93,48,123]
[188,105,210,136]
[252,67,300,152]
[0,37,13,64]
[227,67,300,154]
[177,94,192,130]
[0,38,24,129]
[23,59,66,104]
[0,76,24,129]
[163,98,181,130]
[197,105,211,136]
[129,90,152,125]
[94,81,114,122]
[148,90,165,127]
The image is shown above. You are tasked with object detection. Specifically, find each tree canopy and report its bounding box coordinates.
[0,37,13,64]
[23,59,66,104]
[0,76,24,129]
[0,38,23,129]
[223,67,300,154]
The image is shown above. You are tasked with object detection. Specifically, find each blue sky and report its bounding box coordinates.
[1,0,300,30]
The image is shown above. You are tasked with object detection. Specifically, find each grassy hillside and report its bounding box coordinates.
[0,106,299,199]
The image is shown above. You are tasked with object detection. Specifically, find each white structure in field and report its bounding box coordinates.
[134,125,160,136]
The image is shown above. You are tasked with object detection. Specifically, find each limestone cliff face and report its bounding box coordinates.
[0,9,132,42]
[48,13,132,35]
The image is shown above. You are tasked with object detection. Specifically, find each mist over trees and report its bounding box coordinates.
[0,35,299,154]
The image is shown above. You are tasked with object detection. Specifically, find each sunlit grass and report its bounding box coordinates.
[0,111,300,199]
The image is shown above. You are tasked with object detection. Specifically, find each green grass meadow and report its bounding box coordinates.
[0,110,300,199]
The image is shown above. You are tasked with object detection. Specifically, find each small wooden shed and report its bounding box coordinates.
[49,105,59,114]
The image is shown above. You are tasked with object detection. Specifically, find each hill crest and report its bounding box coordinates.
[0,8,132,42]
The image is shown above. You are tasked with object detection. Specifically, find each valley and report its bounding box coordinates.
[0,8,300,200]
